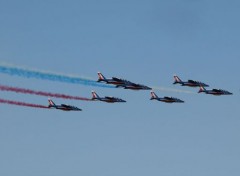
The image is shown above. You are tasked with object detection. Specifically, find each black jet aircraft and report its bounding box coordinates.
[173,75,209,87]
[48,99,82,111]
[198,86,233,96]
[150,91,184,103]
[91,91,126,103]
[97,72,152,90]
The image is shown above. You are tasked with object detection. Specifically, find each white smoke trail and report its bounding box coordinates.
[152,86,197,94]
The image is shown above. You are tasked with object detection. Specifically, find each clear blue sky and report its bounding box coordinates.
[0,0,240,176]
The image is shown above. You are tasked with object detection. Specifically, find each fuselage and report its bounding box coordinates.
[93,97,126,103]
[97,78,126,86]
[49,105,82,111]
[151,97,184,103]
[175,82,209,87]
[203,90,232,96]
[120,84,152,90]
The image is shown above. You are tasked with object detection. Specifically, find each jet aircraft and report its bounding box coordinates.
[150,91,184,103]
[173,75,209,87]
[97,72,152,90]
[198,86,233,95]
[48,99,82,111]
[91,91,126,103]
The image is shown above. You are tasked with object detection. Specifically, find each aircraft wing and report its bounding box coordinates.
[112,77,127,82]
[112,77,121,81]
[105,96,125,102]
[74,107,82,110]
[105,96,115,100]
[188,80,197,83]
[164,97,172,100]
[61,104,72,108]
[219,89,232,94]
[127,82,142,87]
[63,104,82,110]
[133,83,151,89]
[62,104,80,109]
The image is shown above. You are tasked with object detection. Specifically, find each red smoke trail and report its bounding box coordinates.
[0,98,49,109]
[0,85,92,101]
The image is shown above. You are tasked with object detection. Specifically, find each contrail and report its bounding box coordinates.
[0,64,114,88]
[152,86,197,94]
[0,84,92,101]
[0,98,49,109]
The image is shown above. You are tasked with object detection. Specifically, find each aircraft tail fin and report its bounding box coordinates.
[173,75,182,84]
[91,91,100,99]
[150,91,158,100]
[97,72,106,82]
[48,99,56,107]
[198,86,206,93]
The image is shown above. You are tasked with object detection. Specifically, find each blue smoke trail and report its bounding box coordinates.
[0,64,114,88]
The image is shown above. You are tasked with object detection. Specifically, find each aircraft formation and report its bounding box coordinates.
[0,69,233,111]
[45,72,232,111]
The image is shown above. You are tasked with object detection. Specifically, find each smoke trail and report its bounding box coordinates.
[152,86,197,94]
[0,84,92,101]
[0,98,49,109]
[0,63,197,94]
[0,64,114,88]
